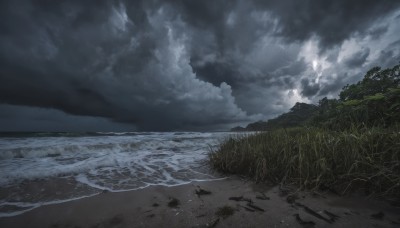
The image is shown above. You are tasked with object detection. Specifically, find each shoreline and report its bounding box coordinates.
[0,177,399,228]
[0,177,227,218]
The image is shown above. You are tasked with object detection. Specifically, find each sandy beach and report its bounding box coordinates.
[0,177,399,228]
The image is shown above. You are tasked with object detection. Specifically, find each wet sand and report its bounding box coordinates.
[0,177,399,228]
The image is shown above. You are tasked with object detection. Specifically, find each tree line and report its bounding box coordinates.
[232,63,400,131]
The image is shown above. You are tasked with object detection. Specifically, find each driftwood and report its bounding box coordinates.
[246,202,265,212]
[228,196,252,203]
[195,187,212,197]
[256,192,270,200]
[295,203,332,224]
[323,210,340,222]
[238,205,255,212]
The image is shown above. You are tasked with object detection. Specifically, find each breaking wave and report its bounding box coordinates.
[0,132,232,217]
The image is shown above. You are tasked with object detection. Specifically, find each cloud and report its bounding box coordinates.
[0,1,257,131]
[368,25,389,40]
[344,48,370,68]
[0,104,137,132]
[253,0,400,51]
[0,0,400,131]
[301,78,320,97]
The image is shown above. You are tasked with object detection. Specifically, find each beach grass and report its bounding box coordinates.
[209,127,400,200]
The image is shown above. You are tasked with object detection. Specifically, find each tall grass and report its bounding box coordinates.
[209,127,400,199]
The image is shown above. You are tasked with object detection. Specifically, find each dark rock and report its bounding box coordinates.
[286,194,298,204]
[167,197,180,208]
[195,187,212,196]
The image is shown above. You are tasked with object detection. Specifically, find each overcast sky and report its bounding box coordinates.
[1,0,400,131]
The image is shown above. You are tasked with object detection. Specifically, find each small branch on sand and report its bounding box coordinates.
[195,186,212,197]
[229,195,264,212]
[256,192,270,200]
[246,202,265,212]
[238,205,255,212]
[295,203,332,224]
[323,210,340,222]
[228,196,252,203]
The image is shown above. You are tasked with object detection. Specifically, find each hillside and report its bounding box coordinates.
[232,63,400,131]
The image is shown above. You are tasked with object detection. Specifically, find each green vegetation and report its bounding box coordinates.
[210,127,400,199]
[244,103,318,131]
[232,64,400,131]
[213,64,400,200]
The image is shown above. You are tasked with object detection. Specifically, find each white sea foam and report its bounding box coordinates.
[0,132,234,217]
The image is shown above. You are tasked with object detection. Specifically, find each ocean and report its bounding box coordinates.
[0,132,235,217]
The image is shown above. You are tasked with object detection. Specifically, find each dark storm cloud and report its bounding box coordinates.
[271,58,308,78]
[253,0,400,51]
[344,48,370,68]
[317,73,352,98]
[376,39,400,68]
[368,25,389,40]
[375,50,399,69]
[0,104,137,132]
[190,60,239,87]
[0,0,400,131]
[0,0,256,131]
[300,78,320,97]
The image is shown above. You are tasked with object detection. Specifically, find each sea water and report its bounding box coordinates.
[0,132,234,217]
